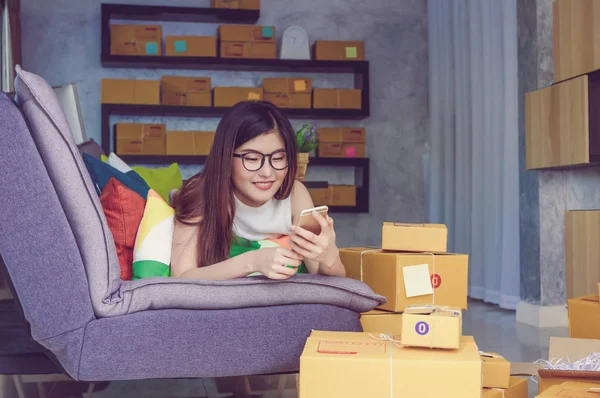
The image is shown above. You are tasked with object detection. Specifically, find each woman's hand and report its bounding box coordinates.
[288,211,340,268]
[250,247,304,280]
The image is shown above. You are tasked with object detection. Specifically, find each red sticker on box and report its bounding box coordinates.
[430,273,442,289]
[345,147,357,158]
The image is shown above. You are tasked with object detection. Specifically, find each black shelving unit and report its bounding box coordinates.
[100,3,370,213]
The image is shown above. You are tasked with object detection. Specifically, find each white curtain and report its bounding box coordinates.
[428,0,520,310]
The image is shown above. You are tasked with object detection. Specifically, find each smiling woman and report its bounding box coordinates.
[170,101,346,281]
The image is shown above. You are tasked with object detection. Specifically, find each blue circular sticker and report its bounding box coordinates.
[415,321,430,335]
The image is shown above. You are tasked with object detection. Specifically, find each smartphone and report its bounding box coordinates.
[296,205,329,235]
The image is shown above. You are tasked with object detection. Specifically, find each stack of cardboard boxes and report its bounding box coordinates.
[299,222,529,397]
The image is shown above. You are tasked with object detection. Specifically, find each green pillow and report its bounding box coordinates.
[132,163,183,203]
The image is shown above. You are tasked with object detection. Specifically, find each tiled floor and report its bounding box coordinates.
[6,299,569,398]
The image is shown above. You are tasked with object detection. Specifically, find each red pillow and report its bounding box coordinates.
[100,177,146,281]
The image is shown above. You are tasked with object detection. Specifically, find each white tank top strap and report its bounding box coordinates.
[232,193,293,241]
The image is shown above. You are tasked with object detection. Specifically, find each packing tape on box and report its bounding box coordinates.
[368,333,402,397]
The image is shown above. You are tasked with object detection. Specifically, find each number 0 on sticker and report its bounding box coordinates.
[415,321,429,336]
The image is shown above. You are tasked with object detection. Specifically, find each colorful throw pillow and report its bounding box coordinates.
[82,153,149,199]
[231,235,309,275]
[132,190,175,280]
[132,163,183,203]
[99,178,146,281]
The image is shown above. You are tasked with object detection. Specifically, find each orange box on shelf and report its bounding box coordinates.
[313,40,365,61]
[318,127,366,158]
[218,25,276,59]
[213,87,263,107]
[110,24,162,56]
[166,131,215,156]
[309,185,356,207]
[263,77,312,108]
[161,76,212,107]
[264,93,311,109]
[165,36,217,57]
[101,79,160,105]
[210,0,260,10]
[313,88,361,109]
[115,123,166,155]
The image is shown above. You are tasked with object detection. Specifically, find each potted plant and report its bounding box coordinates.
[295,122,318,181]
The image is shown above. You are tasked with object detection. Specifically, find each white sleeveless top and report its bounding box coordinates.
[232,193,293,241]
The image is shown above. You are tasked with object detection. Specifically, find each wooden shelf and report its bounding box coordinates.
[102,3,259,24]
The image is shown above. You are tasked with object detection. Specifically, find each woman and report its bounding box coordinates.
[170,100,346,280]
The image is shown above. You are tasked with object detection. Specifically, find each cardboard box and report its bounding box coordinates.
[110,24,162,56]
[218,25,276,59]
[565,210,600,299]
[568,295,600,339]
[115,123,166,155]
[165,36,217,57]
[401,305,462,349]
[101,79,160,105]
[537,337,600,393]
[313,40,365,61]
[166,131,215,156]
[319,143,366,158]
[382,222,448,252]
[598,282,600,296]
[309,185,356,207]
[360,310,402,337]
[161,76,212,107]
[264,93,311,109]
[339,248,469,312]
[263,77,312,93]
[481,352,511,388]
[213,87,263,107]
[318,127,366,158]
[211,0,260,10]
[300,331,482,398]
[482,377,528,398]
[536,381,600,397]
[318,127,366,143]
[313,88,362,109]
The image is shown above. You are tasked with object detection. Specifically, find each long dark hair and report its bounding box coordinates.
[172,101,298,268]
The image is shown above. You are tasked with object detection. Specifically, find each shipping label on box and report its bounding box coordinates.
[482,377,528,398]
[360,310,402,337]
[537,381,600,397]
[165,36,217,57]
[110,24,162,56]
[313,88,362,109]
[264,92,311,108]
[300,331,482,398]
[213,87,264,107]
[401,305,462,349]
[340,248,469,312]
[568,295,600,340]
[263,77,313,93]
[318,127,366,143]
[116,123,166,155]
[382,222,448,252]
[481,352,511,388]
[313,40,365,61]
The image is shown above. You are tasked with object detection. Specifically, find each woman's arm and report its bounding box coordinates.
[290,180,346,277]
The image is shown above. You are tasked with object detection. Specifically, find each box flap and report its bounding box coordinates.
[549,337,600,361]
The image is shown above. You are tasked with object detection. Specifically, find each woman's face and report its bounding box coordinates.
[232,130,288,207]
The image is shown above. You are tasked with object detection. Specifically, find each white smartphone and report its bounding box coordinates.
[296,205,329,235]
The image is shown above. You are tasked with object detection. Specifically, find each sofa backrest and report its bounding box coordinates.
[13,66,124,318]
[0,92,94,342]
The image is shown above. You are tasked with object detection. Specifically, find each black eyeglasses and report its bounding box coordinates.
[233,150,289,172]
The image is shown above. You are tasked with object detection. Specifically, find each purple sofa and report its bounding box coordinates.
[0,66,385,382]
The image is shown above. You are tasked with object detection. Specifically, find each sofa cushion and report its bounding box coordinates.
[100,178,146,281]
[132,163,183,203]
[82,152,149,198]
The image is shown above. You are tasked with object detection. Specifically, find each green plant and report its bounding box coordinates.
[296,123,319,153]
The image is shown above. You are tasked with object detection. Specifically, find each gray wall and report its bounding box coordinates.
[21,0,429,248]
[517,0,600,306]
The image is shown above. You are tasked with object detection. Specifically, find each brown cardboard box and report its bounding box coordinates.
[537,337,600,393]
[264,93,311,109]
[318,127,366,143]
[318,127,366,158]
[536,381,600,397]
[568,295,600,339]
[166,131,215,156]
[110,24,162,56]
[339,248,469,312]
[165,36,217,57]
[319,143,366,158]
[565,210,600,299]
[161,76,212,107]
[101,79,160,105]
[213,87,263,107]
[401,305,462,349]
[299,332,482,398]
[481,352,511,389]
[382,223,448,252]
[313,88,361,109]
[263,77,313,93]
[482,377,528,398]
[359,310,402,337]
[218,25,276,59]
[309,186,356,206]
[211,0,260,10]
[598,282,600,296]
[116,123,166,155]
[313,40,365,61]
